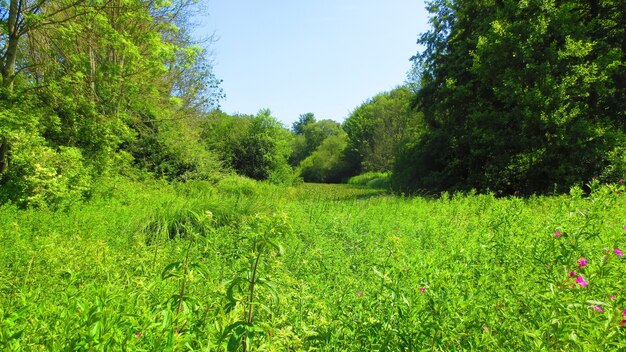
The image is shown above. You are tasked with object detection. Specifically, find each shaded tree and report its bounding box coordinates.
[396,0,625,194]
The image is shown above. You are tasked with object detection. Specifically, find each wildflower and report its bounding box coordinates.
[568,271,576,278]
[135,332,141,338]
[575,275,588,287]
[615,248,623,257]
[577,257,587,268]
[554,231,562,237]
[611,295,616,300]
[589,305,603,313]
[420,287,426,293]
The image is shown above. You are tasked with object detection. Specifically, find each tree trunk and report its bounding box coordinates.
[1,0,22,93]
[0,139,8,175]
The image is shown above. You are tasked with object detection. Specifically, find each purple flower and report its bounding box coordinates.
[575,275,588,287]
[615,248,623,257]
[568,271,577,278]
[420,287,426,293]
[589,305,603,313]
[577,257,587,268]
[554,231,562,237]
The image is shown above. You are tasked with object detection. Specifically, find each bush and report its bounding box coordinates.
[347,171,391,188]
[0,132,91,208]
[297,133,351,183]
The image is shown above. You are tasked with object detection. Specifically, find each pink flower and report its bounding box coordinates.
[420,287,426,293]
[575,275,588,287]
[615,248,624,257]
[589,305,603,312]
[611,295,616,300]
[577,257,587,268]
[554,231,562,237]
[623,308,626,317]
[135,332,141,338]
[568,271,577,278]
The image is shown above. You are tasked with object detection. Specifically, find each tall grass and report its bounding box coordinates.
[1,177,625,350]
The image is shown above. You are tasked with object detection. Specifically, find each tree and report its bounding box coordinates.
[292,112,315,135]
[203,109,294,183]
[0,0,224,206]
[397,0,625,194]
[344,86,424,173]
[289,118,342,166]
[297,131,351,183]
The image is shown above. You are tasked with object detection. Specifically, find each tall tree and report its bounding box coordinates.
[0,0,224,205]
[292,112,315,135]
[344,86,423,173]
[398,0,625,194]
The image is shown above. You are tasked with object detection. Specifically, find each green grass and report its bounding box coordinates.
[1,177,625,350]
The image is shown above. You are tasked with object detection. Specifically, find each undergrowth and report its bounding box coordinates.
[1,177,625,350]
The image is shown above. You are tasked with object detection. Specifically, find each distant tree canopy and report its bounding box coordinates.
[292,112,316,135]
[289,115,343,167]
[343,86,424,174]
[203,109,294,183]
[394,0,626,195]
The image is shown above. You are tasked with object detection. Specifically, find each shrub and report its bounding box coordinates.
[0,132,91,208]
[347,171,391,188]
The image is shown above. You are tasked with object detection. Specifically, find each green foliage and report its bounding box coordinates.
[1,178,625,350]
[222,213,289,352]
[398,0,626,195]
[289,118,343,167]
[203,110,295,184]
[347,171,391,189]
[291,112,316,135]
[0,99,92,208]
[0,0,223,207]
[344,86,424,174]
[297,132,351,183]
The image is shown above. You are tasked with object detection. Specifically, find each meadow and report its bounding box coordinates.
[1,177,625,351]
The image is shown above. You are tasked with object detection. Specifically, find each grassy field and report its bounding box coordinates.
[1,177,625,351]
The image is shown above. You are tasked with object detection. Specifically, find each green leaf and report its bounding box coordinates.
[161,261,183,280]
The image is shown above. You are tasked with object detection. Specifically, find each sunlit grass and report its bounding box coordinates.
[1,177,625,350]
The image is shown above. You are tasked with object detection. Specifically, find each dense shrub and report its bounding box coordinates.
[297,132,351,183]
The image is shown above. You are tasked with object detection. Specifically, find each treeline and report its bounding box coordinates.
[287,0,625,194]
[396,0,625,194]
[1,0,624,208]
[0,0,224,207]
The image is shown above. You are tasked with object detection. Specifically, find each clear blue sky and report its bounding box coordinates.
[197,1,429,127]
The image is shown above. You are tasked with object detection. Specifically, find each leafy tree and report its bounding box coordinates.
[297,131,351,183]
[203,109,294,183]
[344,86,424,173]
[292,112,315,135]
[397,0,625,194]
[289,118,342,166]
[0,0,224,206]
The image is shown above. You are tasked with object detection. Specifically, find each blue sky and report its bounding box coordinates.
[197,1,429,126]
